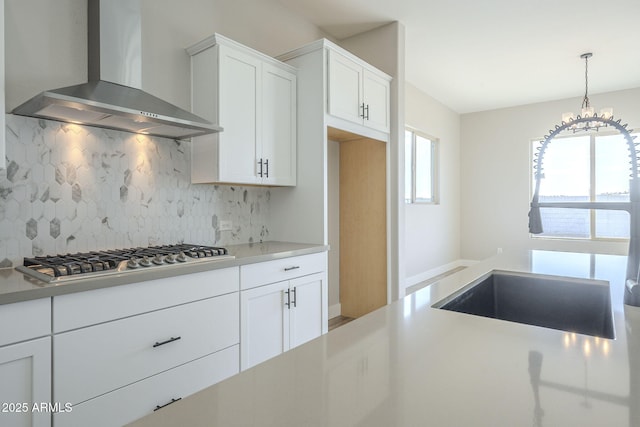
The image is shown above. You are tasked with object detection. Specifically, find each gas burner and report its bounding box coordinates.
[16,244,234,283]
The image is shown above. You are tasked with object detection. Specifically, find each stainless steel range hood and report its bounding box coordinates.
[12,0,221,140]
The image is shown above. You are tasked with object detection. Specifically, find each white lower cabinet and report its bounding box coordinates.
[241,273,326,370]
[0,251,328,427]
[240,253,328,370]
[289,273,326,349]
[0,298,51,427]
[241,280,291,370]
[54,293,239,406]
[54,345,239,427]
[52,267,240,427]
[0,337,51,427]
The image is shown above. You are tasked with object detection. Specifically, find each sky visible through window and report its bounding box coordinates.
[405,129,436,204]
[596,134,631,196]
[532,133,633,239]
[415,134,433,202]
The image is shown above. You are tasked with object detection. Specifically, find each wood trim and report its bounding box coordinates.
[339,136,387,318]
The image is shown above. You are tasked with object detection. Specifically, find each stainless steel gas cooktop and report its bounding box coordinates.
[16,244,234,283]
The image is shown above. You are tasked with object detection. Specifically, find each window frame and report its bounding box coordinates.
[529,130,633,241]
[405,127,439,205]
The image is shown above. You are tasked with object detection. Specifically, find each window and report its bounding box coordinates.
[531,132,636,239]
[405,128,438,204]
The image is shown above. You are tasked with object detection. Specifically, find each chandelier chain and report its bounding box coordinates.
[582,53,590,109]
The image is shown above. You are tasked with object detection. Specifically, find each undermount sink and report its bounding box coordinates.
[433,271,615,339]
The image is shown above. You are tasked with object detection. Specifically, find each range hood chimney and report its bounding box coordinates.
[12,0,221,140]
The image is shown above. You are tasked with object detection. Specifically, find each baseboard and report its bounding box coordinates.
[328,303,342,319]
[404,259,479,289]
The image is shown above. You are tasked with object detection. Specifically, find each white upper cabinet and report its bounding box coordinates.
[217,45,262,184]
[262,63,297,185]
[327,52,363,125]
[362,69,391,132]
[188,34,296,186]
[327,48,390,133]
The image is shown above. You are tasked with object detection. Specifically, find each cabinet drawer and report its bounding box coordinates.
[240,252,326,290]
[0,298,50,347]
[54,345,239,427]
[54,266,238,332]
[54,293,239,405]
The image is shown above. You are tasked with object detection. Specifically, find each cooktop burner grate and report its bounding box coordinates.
[17,244,233,283]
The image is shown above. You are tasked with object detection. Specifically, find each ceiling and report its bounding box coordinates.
[276,0,640,114]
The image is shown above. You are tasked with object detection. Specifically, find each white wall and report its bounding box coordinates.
[1,0,326,265]
[340,22,406,300]
[5,0,326,112]
[460,87,640,261]
[141,0,327,112]
[5,0,87,111]
[404,83,461,284]
[1,0,329,262]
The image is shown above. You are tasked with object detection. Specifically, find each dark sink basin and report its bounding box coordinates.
[433,271,615,339]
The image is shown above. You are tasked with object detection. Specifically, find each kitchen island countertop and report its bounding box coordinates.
[0,241,328,305]
[127,249,640,427]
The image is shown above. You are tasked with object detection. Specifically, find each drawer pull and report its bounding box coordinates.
[154,397,182,412]
[153,336,182,348]
[284,266,300,272]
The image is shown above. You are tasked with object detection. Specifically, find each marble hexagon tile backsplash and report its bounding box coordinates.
[0,115,270,267]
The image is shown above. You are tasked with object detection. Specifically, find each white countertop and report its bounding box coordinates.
[0,241,328,305]
[127,250,640,427]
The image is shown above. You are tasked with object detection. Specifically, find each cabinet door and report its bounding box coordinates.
[240,281,290,370]
[261,63,297,186]
[327,50,363,125]
[363,69,390,133]
[0,337,51,427]
[289,272,327,349]
[218,45,261,184]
